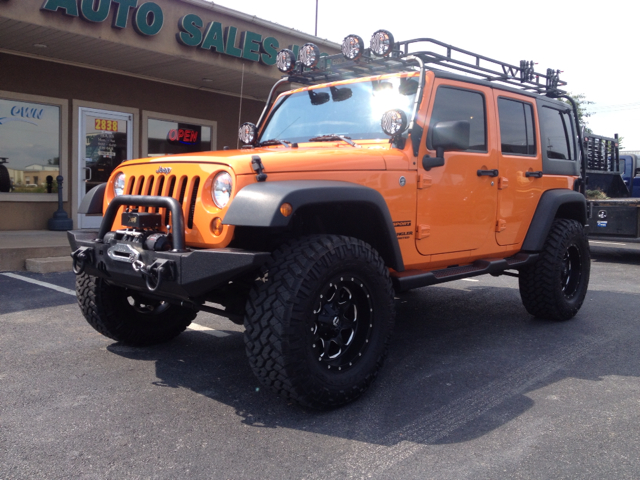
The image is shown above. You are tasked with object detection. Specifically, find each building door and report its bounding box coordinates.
[78,108,132,228]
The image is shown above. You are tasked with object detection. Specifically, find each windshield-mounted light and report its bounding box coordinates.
[299,43,320,68]
[381,109,408,137]
[342,34,364,61]
[212,172,233,209]
[276,49,296,73]
[238,122,257,145]
[113,172,125,196]
[370,30,394,57]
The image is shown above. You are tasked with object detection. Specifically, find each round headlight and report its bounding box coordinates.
[381,109,408,137]
[238,122,257,145]
[276,49,297,73]
[299,43,320,68]
[342,34,364,61]
[370,29,394,57]
[113,172,125,196]
[212,172,233,209]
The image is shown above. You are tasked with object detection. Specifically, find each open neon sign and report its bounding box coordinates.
[167,128,199,145]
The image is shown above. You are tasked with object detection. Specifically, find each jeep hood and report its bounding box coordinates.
[123,145,394,174]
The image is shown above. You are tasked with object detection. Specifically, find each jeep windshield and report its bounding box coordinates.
[259,75,419,145]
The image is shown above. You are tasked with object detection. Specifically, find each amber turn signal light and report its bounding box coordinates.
[280,203,293,217]
[211,217,223,236]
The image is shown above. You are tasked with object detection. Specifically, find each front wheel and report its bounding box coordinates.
[519,218,590,320]
[244,236,396,409]
[76,272,196,345]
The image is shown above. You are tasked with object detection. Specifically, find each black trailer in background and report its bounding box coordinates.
[585,134,640,241]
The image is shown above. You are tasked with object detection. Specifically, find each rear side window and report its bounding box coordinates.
[429,87,487,152]
[498,98,536,155]
[540,106,575,160]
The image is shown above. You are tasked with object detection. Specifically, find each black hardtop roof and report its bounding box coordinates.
[286,37,566,98]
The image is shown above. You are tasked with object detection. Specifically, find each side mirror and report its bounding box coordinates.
[423,120,470,170]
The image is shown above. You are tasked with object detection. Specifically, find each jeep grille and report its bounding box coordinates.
[124,174,201,229]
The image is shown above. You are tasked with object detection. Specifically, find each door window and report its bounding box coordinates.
[428,87,487,152]
[498,98,536,155]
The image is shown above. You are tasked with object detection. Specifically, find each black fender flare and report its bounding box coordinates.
[78,183,106,215]
[224,180,404,271]
[521,189,587,252]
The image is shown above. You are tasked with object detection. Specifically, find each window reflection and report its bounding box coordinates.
[0,98,60,193]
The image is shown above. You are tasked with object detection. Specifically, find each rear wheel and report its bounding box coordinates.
[76,272,196,345]
[519,218,590,320]
[244,235,395,409]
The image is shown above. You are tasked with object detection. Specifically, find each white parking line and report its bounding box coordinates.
[1,272,76,296]
[187,323,231,337]
[590,240,627,246]
[2,272,229,337]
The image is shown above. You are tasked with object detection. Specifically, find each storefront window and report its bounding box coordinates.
[147,118,212,156]
[0,98,60,193]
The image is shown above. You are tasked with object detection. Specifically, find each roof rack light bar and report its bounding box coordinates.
[282,34,566,97]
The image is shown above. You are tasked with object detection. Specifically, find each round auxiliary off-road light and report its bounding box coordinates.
[342,34,364,61]
[381,109,408,137]
[370,29,394,57]
[299,43,320,68]
[238,122,257,145]
[276,49,296,73]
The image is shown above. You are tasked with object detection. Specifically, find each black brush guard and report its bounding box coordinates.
[69,195,270,302]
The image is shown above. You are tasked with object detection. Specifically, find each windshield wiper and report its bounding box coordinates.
[258,138,292,148]
[308,134,359,148]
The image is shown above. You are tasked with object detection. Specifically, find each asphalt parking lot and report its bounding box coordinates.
[1,241,639,479]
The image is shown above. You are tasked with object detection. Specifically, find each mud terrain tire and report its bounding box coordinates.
[76,272,196,345]
[519,218,590,320]
[244,235,395,409]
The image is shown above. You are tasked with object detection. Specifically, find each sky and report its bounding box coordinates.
[210,0,640,151]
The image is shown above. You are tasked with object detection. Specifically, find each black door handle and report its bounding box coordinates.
[477,169,499,177]
[525,171,543,178]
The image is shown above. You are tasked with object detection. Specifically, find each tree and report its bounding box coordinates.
[562,93,593,134]
[563,94,624,148]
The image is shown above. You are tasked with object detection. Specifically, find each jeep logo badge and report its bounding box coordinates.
[156,167,171,174]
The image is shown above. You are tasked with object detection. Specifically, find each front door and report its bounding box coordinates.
[78,108,132,228]
[415,80,498,257]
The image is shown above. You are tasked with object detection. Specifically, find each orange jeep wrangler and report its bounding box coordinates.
[69,31,590,409]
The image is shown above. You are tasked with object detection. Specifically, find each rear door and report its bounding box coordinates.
[494,93,544,246]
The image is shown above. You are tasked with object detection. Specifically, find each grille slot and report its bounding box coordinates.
[187,177,200,229]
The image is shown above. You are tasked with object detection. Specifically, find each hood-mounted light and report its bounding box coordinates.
[381,109,408,137]
[238,122,257,145]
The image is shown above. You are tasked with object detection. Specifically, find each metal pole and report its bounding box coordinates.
[315,0,318,36]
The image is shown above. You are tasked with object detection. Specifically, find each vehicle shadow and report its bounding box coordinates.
[108,281,640,448]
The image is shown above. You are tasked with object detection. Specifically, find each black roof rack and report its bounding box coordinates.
[286,38,566,97]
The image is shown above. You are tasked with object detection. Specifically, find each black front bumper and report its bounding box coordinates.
[69,229,271,301]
